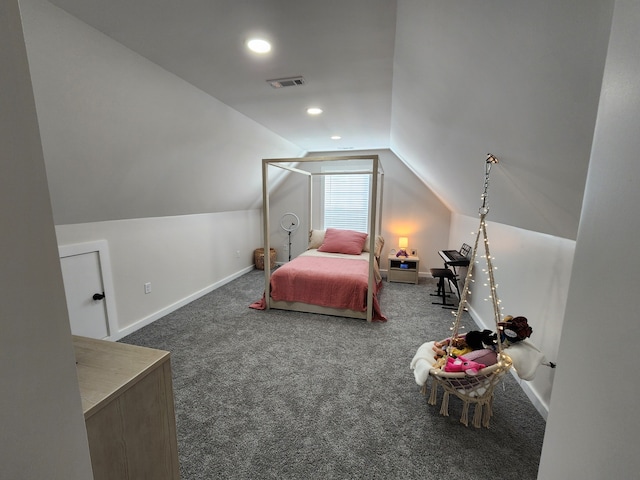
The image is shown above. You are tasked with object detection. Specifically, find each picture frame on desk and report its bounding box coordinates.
[410,249,418,256]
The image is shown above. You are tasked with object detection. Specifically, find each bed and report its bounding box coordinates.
[252,155,385,322]
[251,229,386,321]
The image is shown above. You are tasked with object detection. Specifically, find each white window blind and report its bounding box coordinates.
[323,173,370,232]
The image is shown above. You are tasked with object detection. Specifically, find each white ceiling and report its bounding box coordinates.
[42,0,615,239]
[46,0,397,153]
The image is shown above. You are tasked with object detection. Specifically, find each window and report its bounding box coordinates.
[323,173,370,232]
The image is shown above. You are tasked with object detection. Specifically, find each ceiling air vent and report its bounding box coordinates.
[267,76,305,88]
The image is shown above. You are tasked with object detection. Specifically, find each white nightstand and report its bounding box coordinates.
[387,254,419,284]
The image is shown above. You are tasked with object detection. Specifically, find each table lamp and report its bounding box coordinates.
[397,237,409,257]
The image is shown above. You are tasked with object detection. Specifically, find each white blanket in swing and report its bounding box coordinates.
[410,339,546,386]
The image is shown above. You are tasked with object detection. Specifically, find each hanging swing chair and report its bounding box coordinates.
[424,154,513,428]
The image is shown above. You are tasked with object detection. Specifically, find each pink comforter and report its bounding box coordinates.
[250,255,386,321]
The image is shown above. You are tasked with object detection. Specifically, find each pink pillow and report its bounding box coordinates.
[318,228,368,255]
[463,349,498,367]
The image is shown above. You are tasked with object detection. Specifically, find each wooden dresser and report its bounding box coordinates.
[73,335,180,480]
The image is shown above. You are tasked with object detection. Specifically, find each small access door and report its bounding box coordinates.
[59,240,118,340]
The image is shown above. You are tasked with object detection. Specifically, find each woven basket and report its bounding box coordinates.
[254,248,277,270]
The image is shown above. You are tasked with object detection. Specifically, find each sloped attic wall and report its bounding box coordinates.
[390,0,614,415]
[22,0,303,226]
[20,0,304,337]
[391,0,614,240]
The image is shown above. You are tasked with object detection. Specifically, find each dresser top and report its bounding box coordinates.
[73,335,170,418]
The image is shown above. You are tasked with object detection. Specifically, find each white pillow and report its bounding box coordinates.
[363,234,384,257]
[308,229,325,249]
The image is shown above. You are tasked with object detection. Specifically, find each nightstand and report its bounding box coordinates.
[387,254,419,284]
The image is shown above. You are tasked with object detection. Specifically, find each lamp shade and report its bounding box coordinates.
[398,237,409,249]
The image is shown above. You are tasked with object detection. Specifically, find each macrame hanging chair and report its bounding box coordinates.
[425,154,513,428]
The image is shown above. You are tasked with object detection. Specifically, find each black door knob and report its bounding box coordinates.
[92,292,105,301]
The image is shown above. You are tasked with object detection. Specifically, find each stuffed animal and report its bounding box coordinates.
[498,315,532,347]
[432,335,471,359]
[444,355,486,375]
[464,329,497,351]
[463,347,498,367]
[432,330,497,359]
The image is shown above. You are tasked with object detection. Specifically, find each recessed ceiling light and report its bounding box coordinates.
[331,135,341,140]
[247,38,271,53]
[307,107,323,115]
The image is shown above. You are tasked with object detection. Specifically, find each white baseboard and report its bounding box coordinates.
[511,373,549,421]
[466,304,549,420]
[113,265,254,341]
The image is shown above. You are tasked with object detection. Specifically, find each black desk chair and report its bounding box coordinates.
[429,267,459,309]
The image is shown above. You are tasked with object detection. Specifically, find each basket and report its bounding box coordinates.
[254,248,277,270]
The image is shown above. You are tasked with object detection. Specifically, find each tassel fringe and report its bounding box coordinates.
[473,404,483,428]
[460,402,470,427]
[428,381,438,405]
[425,368,509,428]
[440,392,450,417]
[483,401,493,427]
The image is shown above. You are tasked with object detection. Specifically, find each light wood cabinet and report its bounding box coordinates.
[73,336,180,480]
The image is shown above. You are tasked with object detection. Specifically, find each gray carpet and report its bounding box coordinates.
[120,269,545,479]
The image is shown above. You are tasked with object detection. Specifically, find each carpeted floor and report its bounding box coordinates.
[120,269,546,479]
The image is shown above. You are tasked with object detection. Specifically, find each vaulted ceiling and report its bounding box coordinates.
[46,0,397,152]
[44,0,615,239]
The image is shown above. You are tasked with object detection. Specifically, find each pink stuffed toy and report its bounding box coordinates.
[444,355,486,375]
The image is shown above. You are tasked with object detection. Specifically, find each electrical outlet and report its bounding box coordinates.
[283,244,288,251]
[144,282,151,294]
[235,250,240,258]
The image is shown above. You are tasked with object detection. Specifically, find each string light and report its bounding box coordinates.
[447,154,504,358]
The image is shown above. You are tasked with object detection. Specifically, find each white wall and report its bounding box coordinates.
[21,0,304,225]
[19,0,305,340]
[0,1,93,477]
[265,165,309,264]
[450,214,574,416]
[392,0,614,240]
[539,0,640,477]
[56,210,262,339]
[271,149,451,271]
